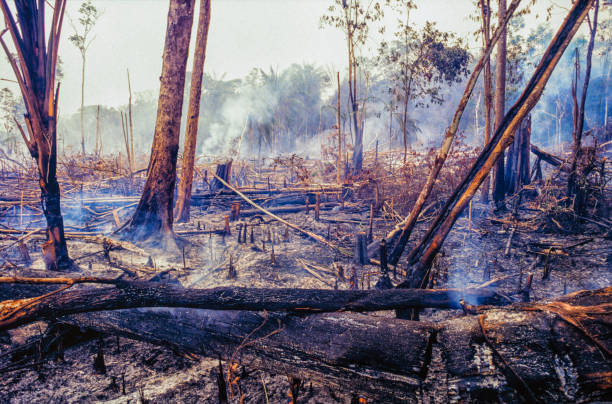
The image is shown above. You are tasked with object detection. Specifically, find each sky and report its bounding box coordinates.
[0,0,568,115]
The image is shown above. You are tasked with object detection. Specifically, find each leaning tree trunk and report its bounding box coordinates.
[175,0,211,223]
[120,0,195,243]
[0,0,72,270]
[492,0,507,206]
[405,0,596,285]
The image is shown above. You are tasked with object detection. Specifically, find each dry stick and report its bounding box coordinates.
[211,173,350,256]
[405,0,595,285]
[375,0,524,266]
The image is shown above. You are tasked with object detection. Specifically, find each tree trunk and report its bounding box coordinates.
[0,281,510,330]
[80,54,86,155]
[58,287,611,402]
[0,0,72,270]
[175,0,211,223]
[568,0,598,211]
[492,0,507,206]
[120,0,195,243]
[481,0,493,204]
[336,71,342,184]
[405,0,595,283]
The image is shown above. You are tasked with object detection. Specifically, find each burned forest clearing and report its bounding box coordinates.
[0,0,611,403]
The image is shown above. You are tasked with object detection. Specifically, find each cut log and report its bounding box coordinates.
[58,287,611,402]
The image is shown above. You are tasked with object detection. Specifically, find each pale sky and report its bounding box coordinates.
[0,0,567,115]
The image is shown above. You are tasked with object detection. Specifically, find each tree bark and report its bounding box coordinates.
[0,281,510,331]
[175,0,211,223]
[57,287,611,402]
[175,0,210,222]
[493,0,507,206]
[480,0,493,203]
[120,0,195,243]
[336,71,342,184]
[209,161,233,193]
[80,54,86,155]
[0,0,72,270]
[568,0,599,210]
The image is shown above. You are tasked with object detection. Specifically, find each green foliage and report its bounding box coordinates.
[320,0,386,48]
[68,0,100,54]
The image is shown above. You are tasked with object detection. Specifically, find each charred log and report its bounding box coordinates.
[56,288,611,402]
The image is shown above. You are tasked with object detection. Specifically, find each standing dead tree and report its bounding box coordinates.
[320,0,384,175]
[119,0,195,245]
[0,0,72,270]
[568,0,599,214]
[405,0,596,288]
[175,0,211,223]
[492,0,508,207]
[479,0,493,203]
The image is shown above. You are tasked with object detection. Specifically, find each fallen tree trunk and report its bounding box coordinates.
[0,280,509,331]
[238,202,337,217]
[58,287,611,402]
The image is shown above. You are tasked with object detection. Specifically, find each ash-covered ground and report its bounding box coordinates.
[0,189,610,403]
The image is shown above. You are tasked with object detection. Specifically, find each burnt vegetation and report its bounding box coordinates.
[0,0,610,402]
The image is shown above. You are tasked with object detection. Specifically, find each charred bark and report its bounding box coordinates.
[505,115,531,194]
[0,281,510,331]
[175,0,211,223]
[568,0,599,213]
[120,0,195,242]
[492,0,508,206]
[209,161,233,193]
[0,0,72,270]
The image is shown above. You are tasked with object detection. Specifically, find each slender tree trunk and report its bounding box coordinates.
[402,92,408,163]
[127,69,135,172]
[95,105,100,156]
[120,0,195,244]
[175,0,211,223]
[480,0,493,203]
[336,71,342,184]
[80,54,86,155]
[492,0,507,206]
[568,0,598,208]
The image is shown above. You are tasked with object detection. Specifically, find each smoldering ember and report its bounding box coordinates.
[0,0,610,402]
